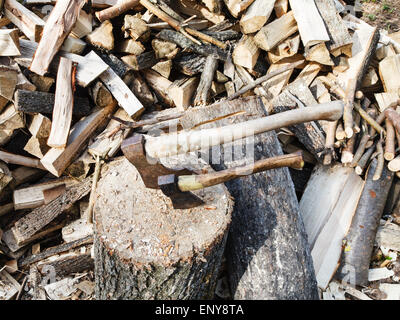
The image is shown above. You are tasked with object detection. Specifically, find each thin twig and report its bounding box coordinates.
[87,155,103,224]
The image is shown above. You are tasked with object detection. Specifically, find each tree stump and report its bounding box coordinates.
[93,157,233,299]
[180,97,319,300]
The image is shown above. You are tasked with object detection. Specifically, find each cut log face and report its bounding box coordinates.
[94,157,233,299]
[86,20,114,51]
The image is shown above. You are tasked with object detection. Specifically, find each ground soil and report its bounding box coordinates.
[359,0,400,33]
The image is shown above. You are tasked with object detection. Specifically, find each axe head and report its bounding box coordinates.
[121,134,192,189]
[158,174,205,209]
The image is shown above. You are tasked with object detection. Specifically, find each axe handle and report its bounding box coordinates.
[145,101,344,159]
[177,151,304,192]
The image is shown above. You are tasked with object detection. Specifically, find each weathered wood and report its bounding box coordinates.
[180,97,319,299]
[4,0,44,42]
[60,36,86,54]
[151,60,172,79]
[157,29,228,61]
[40,101,117,177]
[4,176,92,250]
[193,55,218,106]
[174,53,206,76]
[94,157,233,299]
[121,51,158,71]
[15,90,90,116]
[254,11,298,52]
[300,164,364,289]
[239,0,275,34]
[86,51,144,119]
[29,0,86,75]
[267,34,300,64]
[305,43,334,66]
[177,0,225,25]
[122,15,149,41]
[0,150,45,170]
[95,0,140,22]
[274,0,288,17]
[47,57,74,149]
[143,69,174,107]
[168,77,199,110]
[289,0,329,48]
[23,136,50,159]
[379,54,400,93]
[335,159,394,286]
[0,29,20,56]
[117,39,145,55]
[315,0,353,57]
[0,103,24,146]
[129,72,154,107]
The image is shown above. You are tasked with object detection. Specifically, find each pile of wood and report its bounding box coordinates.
[0,0,400,300]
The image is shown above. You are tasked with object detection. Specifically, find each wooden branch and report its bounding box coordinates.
[227,59,304,101]
[86,51,144,119]
[240,0,275,34]
[95,0,140,22]
[0,29,20,56]
[4,0,44,42]
[40,101,117,177]
[29,0,86,75]
[15,90,90,116]
[385,119,396,161]
[194,55,218,106]
[47,57,75,149]
[0,150,45,170]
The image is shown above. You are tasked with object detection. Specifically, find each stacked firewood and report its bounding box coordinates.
[0,0,399,300]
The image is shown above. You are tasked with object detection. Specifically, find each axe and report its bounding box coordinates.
[122,101,343,188]
[158,151,304,209]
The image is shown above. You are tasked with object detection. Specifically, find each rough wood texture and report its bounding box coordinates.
[94,157,233,299]
[193,55,218,106]
[47,57,74,148]
[180,96,319,299]
[239,0,275,34]
[29,0,86,75]
[335,159,394,286]
[0,29,20,56]
[232,35,260,70]
[15,90,90,115]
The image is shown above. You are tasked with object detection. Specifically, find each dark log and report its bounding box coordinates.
[157,29,228,60]
[121,51,158,71]
[202,30,241,41]
[335,159,394,286]
[94,158,233,299]
[174,53,206,76]
[180,96,319,300]
[93,50,133,80]
[15,90,91,115]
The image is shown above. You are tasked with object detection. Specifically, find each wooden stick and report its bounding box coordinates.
[47,57,75,148]
[87,155,102,224]
[385,119,396,161]
[95,0,140,22]
[373,139,385,181]
[0,150,45,170]
[145,101,344,159]
[343,79,356,138]
[227,60,304,101]
[385,109,400,135]
[350,133,371,168]
[355,143,376,175]
[354,103,386,135]
[323,120,337,165]
[29,0,86,75]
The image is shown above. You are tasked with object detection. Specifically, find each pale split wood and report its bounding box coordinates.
[239,0,275,34]
[47,57,75,149]
[0,29,20,56]
[29,0,86,75]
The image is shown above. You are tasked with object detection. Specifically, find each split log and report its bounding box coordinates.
[168,77,199,110]
[121,51,158,71]
[40,101,117,177]
[232,35,260,70]
[27,73,54,92]
[143,69,174,107]
[0,29,20,56]
[118,39,145,55]
[379,54,400,93]
[180,96,319,299]
[274,0,288,18]
[151,60,172,79]
[254,11,298,52]
[0,103,24,146]
[300,164,364,289]
[335,159,394,286]
[47,57,75,149]
[29,0,86,75]
[0,65,17,111]
[267,34,300,64]
[177,0,225,25]
[129,72,154,107]
[4,0,44,42]
[15,90,90,116]
[86,51,144,118]
[23,136,50,159]
[18,39,109,87]
[94,157,233,299]
[27,114,51,139]
[193,55,218,106]
[122,15,149,41]
[288,0,330,48]
[315,0,353,57]
[239,0,275,34]
[71,9,92,39]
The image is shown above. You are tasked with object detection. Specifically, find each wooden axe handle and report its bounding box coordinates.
[177,151,304,192]
[145,101,344,159]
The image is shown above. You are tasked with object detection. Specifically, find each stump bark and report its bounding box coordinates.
[180,96,319,300]
[94,157,233,299]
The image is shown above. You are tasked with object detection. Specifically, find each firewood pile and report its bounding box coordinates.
[0,0,400,300]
